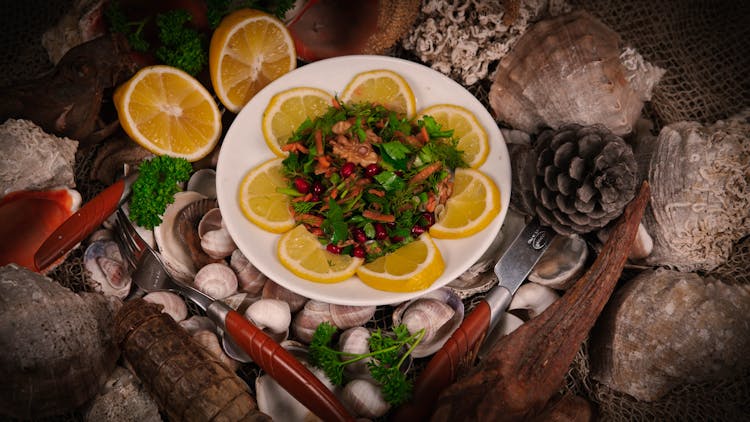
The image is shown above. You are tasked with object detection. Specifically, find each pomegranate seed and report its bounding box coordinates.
[352,228,367,243]
[391,235,404,243]
[411,225,426,236]
[374,223,388,240]
[294,177,310,194]
[326,244,341,254]
[352,246,366,258]
[340,162,356,178]
[421,212,435,226]
[312,181,324,195]
[365,163,381,177]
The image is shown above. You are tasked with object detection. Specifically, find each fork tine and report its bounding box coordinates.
[113,209,137,269]
[117,208,150,253]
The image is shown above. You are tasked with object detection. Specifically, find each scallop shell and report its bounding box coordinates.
[292,300,334,344]
[230,249,267,296]
[243,299,291,343]
[340,378,391,419]
[84,239,131,299]
[193,263,238,300]
[263,280,308,313]
[198,208,236,259]
[142,291,188,322]
[637,113,750,271]
[589,268,750,402]
[153,191,206,282]
[392,287,464,358]
[489,11,665,136]
[175,198,223,269]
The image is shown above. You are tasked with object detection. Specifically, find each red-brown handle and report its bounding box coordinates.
[34,178,126,271]
[225,310,355,422]
[391,301,492,422]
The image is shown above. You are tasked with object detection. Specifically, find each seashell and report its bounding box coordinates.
[0,187,81,272]
[244,299,291,343]
[193,263,238,299]
[590,268,750,402]
[392,287,464,358]
[330,304,376,330]
[263,280,308,313]
[90,134,153,185]
[598,222,653,261]
[528,234,588,290]
[88,228,114,243]
[179,315,216,335]
[292,300,335,344]
[186,168,216,198]
[489,11,665,136]
[198,208,237,259]
[636,113,750,271]
[340,378,391,419]
[230,249,268,296]
[83,366,162,422]
[84,239,132,299]
[338,326,372,377]
[142,291,188,322]
[508,282,560,320]
[192,330,240,372]
[0,264,121,419]
[222,292,256,314]
[154,190,206,282]
[477,312,525,359]
[175,198,223,269]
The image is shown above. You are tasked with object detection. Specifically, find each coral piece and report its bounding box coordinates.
[638,111,750,271]
[590,268,750,402]
[489,11,664,135]
[0,119,78,197]
[403,0,572,86]
[0,264,121,419]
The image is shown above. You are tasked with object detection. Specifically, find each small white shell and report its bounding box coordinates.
[192,330,239,372]
[263,280,308,313]
[193,263,238,299]
[340,379,391,419]
[154,191,206,282]
[330,304,376,330]
[508,282,560,319]
[186,168,216,198]
[222,292,256,314]
[392,287,464,358]
[230,249,267,296]
[244,299,291,342]
[292,300,334,344]
[143,291,188,322]
[338,327,372,377]
[83,240,131,299]
[198,208,236,259]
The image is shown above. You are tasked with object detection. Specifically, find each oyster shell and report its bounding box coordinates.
[489,11,665,135]
[84,239,132,299]
[392,287,464,358]
[637,113,750,271]
[153,190,206,282]
[528,234,588,290]
[590,268,750,401]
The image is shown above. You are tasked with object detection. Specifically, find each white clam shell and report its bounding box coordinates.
[143,291,188,322]
[392,287,464,358]
[508,282,560,319]
[330,304,376,330]
[244,299,291,342]
[292,300,334,344]
[193,263,238,299]
[340,379,391,419]
[230,249,267,296]
[338,327,372,377]
[263,280,308,313]
[153,191,206,282]
[528,233,588,290]
[198,208,236,259]
[83,240,131,299]
[192,329,239,372]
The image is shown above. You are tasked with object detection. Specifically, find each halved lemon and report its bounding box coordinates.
[339,69,416,117]
[209,9,296,113]
[262,87,334,156]
[416,104,490,168]
[429,168,501,239]
[238,158,295,233]
[356,233,445,292]
[278,224,363,283]
[114,65,221,161]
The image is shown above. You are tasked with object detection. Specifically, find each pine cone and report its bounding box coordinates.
[531,124,638,235]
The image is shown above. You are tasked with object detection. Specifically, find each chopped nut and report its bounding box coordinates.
[330,135,379,167]
[331,120,352,135]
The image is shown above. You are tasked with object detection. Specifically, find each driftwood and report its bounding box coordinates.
[431,182,650,421]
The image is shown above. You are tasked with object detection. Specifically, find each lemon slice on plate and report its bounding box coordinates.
[340,69,416,117]
[416,104,490,168]
[278,225,363,283]
[114,65,221,161]
[238,158,295,233]
[209,9,296,113]
[356,233,445,292]
[262,87,334,156]
[429,168,501,239]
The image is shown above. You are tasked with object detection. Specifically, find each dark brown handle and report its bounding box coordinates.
[34,178,126,271]
[391,300,492,422]
[225,310,354,422]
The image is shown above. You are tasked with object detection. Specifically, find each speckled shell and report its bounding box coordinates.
[589,268,750,402]
[0,264,121,419]
[637,113,750,271]
[489,11,664,136]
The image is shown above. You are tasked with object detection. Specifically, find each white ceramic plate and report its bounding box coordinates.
[217,55,511,306]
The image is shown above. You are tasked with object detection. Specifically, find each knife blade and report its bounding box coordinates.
[390,218,555,422]
[34,172,138,271]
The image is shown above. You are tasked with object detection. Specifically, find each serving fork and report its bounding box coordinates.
[111,208,354,422]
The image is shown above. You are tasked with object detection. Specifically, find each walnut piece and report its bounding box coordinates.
[330,135,379,167]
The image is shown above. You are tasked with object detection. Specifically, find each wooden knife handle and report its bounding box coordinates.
[34,178,126,271]
[225,310,354,422]
[391,301,492,422]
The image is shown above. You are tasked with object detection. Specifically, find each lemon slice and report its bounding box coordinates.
[238,158,295,233]
[278,225,363,283]
[262,87,334,156]
[340,69,416,117]
[114,65,221,161]
[417,104,490,168]
[209,9,296,113]
[429,168,501,239]
[356,233,445,292]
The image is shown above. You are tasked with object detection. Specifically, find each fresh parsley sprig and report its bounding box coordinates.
[129,156,193,230]
[309,322,424,406]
